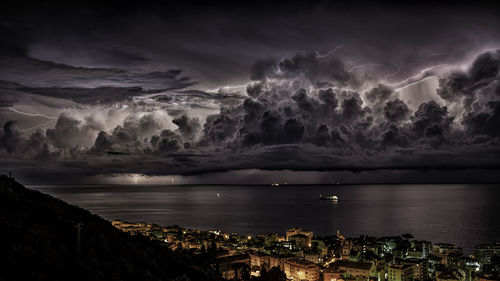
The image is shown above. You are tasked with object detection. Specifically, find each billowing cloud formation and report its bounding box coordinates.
[250,53,353,87]
[1,50,500,181]
[437,50,500,139]
[0,121,51,159]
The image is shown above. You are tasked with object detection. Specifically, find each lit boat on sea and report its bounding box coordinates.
[319,195,339,201]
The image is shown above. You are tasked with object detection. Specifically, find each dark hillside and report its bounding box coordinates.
[0,175,220,281]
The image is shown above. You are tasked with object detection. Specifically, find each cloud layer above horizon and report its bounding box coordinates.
[1,0,500,183]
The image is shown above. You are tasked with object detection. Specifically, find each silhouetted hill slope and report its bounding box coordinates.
[0,176,220,281]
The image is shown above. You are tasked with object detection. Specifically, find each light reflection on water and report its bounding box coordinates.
[31,184,500,253]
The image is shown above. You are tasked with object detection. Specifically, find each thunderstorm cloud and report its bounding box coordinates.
[1,0,500,183]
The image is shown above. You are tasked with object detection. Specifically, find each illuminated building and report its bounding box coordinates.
[286,227,313,247]
[433,244,463,264]
[269,256,281,270]
[250,252,271,273]
[284,258,320,281]
[474,243,500,265]
[333,260,377,280]
[289,234,311,248]
[474,273,500,281]
[403,258,429,281]
[388,264,413,281]
[216,254,251,280]
[304,251,320,264]
[436,269,464,281]
[111,220,153,236]
[408,241,432,259]
[323,267,344,281]
[342,240,353,260]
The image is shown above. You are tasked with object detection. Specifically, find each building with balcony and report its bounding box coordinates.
[284,258,320,281]
[388,264,413,281]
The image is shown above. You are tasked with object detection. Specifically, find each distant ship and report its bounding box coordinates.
[271,183,280,186]
[320,195,339,201]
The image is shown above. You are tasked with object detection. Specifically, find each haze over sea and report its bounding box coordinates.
[31,184,500,253]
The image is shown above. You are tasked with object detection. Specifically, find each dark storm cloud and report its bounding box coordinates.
[411,101,453,141]
[250,53,352,87]
[172,115,202,140]
[3,50,500,181]
[384,99,411,123]
[0,81,25,107]
[191,50,500,172]
[2,0,500,88]
[22,86,145,105]
[92,113,167,153]
[93,131,113,152]
[2,0,500,182]
[0,121,51,159]
[464,102,500,138]
[200,106,241,145]
[0,121,22,154]
[0,56,195,91]
[437,50,500,140]
[150,129,183,153]
[437,51,500,104]
[46,114,103,149]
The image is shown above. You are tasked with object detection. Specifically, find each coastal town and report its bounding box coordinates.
[111,220,500,281]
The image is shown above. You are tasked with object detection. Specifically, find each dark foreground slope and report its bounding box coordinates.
[0,176,220,281]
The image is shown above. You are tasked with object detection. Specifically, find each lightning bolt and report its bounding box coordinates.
[389,64,448,90]
[316,44,344,59]
[394,76,436,92]
[22,120,57,132]
[382,60,401,83]
[8,107,58,119]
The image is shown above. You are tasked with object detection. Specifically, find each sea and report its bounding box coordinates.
[30,184,500,253]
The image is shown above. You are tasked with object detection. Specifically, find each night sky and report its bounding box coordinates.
[1,0,500,184]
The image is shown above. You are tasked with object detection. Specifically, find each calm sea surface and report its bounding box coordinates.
[30,184,500,253]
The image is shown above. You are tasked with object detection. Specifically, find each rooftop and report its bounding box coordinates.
[287,258,318,267]
[216,254,250,264]
[334,261,374,270]
[390,264,413,270]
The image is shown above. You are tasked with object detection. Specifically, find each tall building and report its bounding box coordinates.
[342,240,353,260]
[408,241,433,259]
[388,264,413,281]
[284,258,320,281]
[433,244,463,264]
[474,243,500,265]
[403,258,429,281]
[250,252,271,273]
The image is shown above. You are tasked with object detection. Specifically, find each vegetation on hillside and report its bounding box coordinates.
[0,175,220,281]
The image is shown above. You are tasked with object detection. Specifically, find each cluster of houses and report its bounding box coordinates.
[111,220,500,281]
